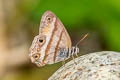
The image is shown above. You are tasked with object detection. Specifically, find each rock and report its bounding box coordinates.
[48,51,120,80]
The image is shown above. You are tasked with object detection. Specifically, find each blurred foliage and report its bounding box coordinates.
[17,0,120,51]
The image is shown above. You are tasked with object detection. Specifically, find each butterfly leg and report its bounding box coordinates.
[75,53,79,57]
[75,47,79,57]
[71,51,77,65]
[62,59,66,67]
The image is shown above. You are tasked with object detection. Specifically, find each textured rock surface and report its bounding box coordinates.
[49,51,120,80]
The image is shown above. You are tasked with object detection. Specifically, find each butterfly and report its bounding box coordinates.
[29,11,88,67]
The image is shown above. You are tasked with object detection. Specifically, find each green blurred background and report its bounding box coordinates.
[0,0,120,80]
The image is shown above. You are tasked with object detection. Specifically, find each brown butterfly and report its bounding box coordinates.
[29,11,87,67]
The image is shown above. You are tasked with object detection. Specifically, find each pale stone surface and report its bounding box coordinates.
[49,51,120,80]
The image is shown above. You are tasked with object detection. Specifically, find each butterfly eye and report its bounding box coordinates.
[32,53,40,60]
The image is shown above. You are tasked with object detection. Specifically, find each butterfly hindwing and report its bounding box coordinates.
[29,11,72,67]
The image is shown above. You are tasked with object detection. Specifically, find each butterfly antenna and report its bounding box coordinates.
[75,33,89,47]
